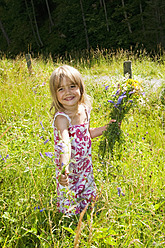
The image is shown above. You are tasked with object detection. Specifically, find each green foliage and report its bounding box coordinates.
[0,51,164,247]
[99,78,144,159]
[0,0,165,56]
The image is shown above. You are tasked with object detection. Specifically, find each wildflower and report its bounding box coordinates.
[116,95,126,105]
[40,136,43,139]
[41,82,46,86]
[117,187,121,196]
[40,121,45,130]
[117,187,125,197]
[39,152,44,158]
[142,137,145,140]
[40,208,45,212]
[0,155,2,158]
[45,152,53,158]
[116,89,120,95]
[44,139,49,145]
[55,143,64,153]
[108,100,115,104]
[105,85,109,90]
[129,100,133,103]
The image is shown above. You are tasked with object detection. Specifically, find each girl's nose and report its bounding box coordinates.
[65,87,71,94]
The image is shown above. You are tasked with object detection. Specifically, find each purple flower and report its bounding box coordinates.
[117,187,125,197]
[116,95,126,105]
[142,92,145,96]
[55,143,64,153]
[129,91,134,95]
[40,122,45,130]
[108,100,115,104]
[117,187,121,196]
[40,208,45,212]
[6,154,9,159]
[142,137,145,140]
[105,85,109,90]
[40,136,43,139]
[121,91,126,96]
[129,100,133,103]
[44,139,49,145]
[116,89,120,95]
[0,155,2,158]
[39,152,44,158]
[45,152,53,158]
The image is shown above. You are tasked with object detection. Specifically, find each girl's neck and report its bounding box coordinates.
[62,104,87,125]
[62,104,81,118]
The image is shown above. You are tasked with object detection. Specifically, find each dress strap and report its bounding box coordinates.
[84,105,91,122]
[52,112,71,128]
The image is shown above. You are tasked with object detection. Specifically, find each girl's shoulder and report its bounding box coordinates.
[53,112,71,128]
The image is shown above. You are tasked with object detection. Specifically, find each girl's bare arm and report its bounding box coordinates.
[89,119,116,139]
[55,115,71,186]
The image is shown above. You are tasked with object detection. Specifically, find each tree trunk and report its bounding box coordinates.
[121,0,132,34]
[31,0,43,46]
[45,0,54,31]
[25,0,40,47]
[102,0,109,32]
[79,0,90,50]
[139,1,146,37]
[99,0,103,7]
[0,19,10,46]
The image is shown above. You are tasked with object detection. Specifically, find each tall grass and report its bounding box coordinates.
[0,49,164,247]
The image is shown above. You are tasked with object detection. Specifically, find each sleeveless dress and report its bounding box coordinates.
[53,107,97,215]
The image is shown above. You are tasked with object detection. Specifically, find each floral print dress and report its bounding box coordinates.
[53,108,97,215]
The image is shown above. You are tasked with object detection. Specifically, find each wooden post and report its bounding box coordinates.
[123,61,132,78]
[25,54,32,73]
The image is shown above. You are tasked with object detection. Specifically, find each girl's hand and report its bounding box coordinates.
[109,119,121,128]
[109,119,116,124]
[58,172,69,186]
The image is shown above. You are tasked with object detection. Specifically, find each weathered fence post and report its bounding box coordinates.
[25,54,32,74]
[123,60,132,78]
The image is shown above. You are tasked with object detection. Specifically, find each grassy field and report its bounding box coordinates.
[0,50,164,247]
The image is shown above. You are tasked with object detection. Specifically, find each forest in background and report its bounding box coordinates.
[0,0,165,58]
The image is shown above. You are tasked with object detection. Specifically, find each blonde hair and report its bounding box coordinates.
[49,65,91,116]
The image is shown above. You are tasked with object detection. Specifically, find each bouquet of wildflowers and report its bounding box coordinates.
[99,78,143,158]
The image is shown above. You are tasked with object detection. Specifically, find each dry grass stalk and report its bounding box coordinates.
[74,204,88,248]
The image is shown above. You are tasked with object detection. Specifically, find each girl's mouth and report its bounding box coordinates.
[64,96,74,101]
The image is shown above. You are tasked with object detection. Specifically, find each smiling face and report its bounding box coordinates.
[56,77,81,110]
[49,65,91,114]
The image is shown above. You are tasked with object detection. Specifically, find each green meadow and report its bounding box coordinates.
[0,50,164,247]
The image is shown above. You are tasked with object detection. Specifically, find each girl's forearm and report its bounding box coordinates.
[60,146,71,169]
[89,125,107,139]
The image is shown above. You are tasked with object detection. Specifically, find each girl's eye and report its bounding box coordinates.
[70,84,76,88]
[58,88,63,92]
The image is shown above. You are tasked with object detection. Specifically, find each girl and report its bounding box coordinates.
[49,65,115,215]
